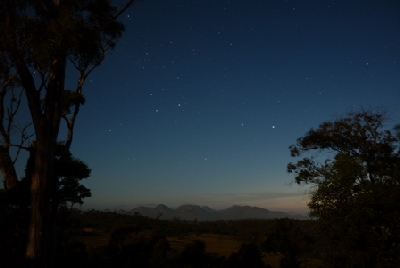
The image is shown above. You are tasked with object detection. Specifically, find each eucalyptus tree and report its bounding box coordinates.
[0,0,134,265]
[287,110,400,267]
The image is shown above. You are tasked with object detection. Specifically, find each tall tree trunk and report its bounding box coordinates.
[25,140,52,266]
[25,56,65,267]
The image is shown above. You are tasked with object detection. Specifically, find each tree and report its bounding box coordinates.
[53,146,92,210]
[263,219,303,268]
[21,144,92,208]
[287,109,400,267]
[0,0,134,266]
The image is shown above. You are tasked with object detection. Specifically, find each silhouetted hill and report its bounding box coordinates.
[218,205,287,220]
[201,206,217,213]
[174,204,216,221]
[155,204,175,218]
[128,204,308,221]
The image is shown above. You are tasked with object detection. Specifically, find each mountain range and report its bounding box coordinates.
[124,204,309,221]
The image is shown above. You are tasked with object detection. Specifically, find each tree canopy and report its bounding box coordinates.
[288,109,400,267]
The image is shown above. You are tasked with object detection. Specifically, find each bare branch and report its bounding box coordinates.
[11,122,35,168]
[114,0,136,20]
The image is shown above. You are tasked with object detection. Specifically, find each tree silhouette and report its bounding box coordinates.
[263,218,303,268]
[288,109,400,267]
[53,147,91,210]
[0,0,134,265]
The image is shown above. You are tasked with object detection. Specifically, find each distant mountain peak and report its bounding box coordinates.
[128,204,308,221]
[201,206,217,213]
[176,204,206,213]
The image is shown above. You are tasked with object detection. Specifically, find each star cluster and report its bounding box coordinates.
[66,0,400,212]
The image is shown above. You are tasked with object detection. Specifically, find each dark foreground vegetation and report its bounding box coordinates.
[287,110,400,268]
[1,206,319,268]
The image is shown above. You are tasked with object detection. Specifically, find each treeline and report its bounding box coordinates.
[0,207,319,268]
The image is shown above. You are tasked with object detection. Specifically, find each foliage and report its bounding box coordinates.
[54,147,92,209]
[288,109,400,267]
[263,218,304,268]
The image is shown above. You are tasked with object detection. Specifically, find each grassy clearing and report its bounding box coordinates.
[262,253,282,268]
[167,233,242,257]
[72,227,111,253]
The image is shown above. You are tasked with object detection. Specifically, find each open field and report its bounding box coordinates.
[73,228,320,268]
[167,233,241,257]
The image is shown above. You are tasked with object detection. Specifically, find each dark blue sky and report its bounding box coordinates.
[63,0,399,212]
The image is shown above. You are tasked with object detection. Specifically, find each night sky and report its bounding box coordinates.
[63,0,399,212]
